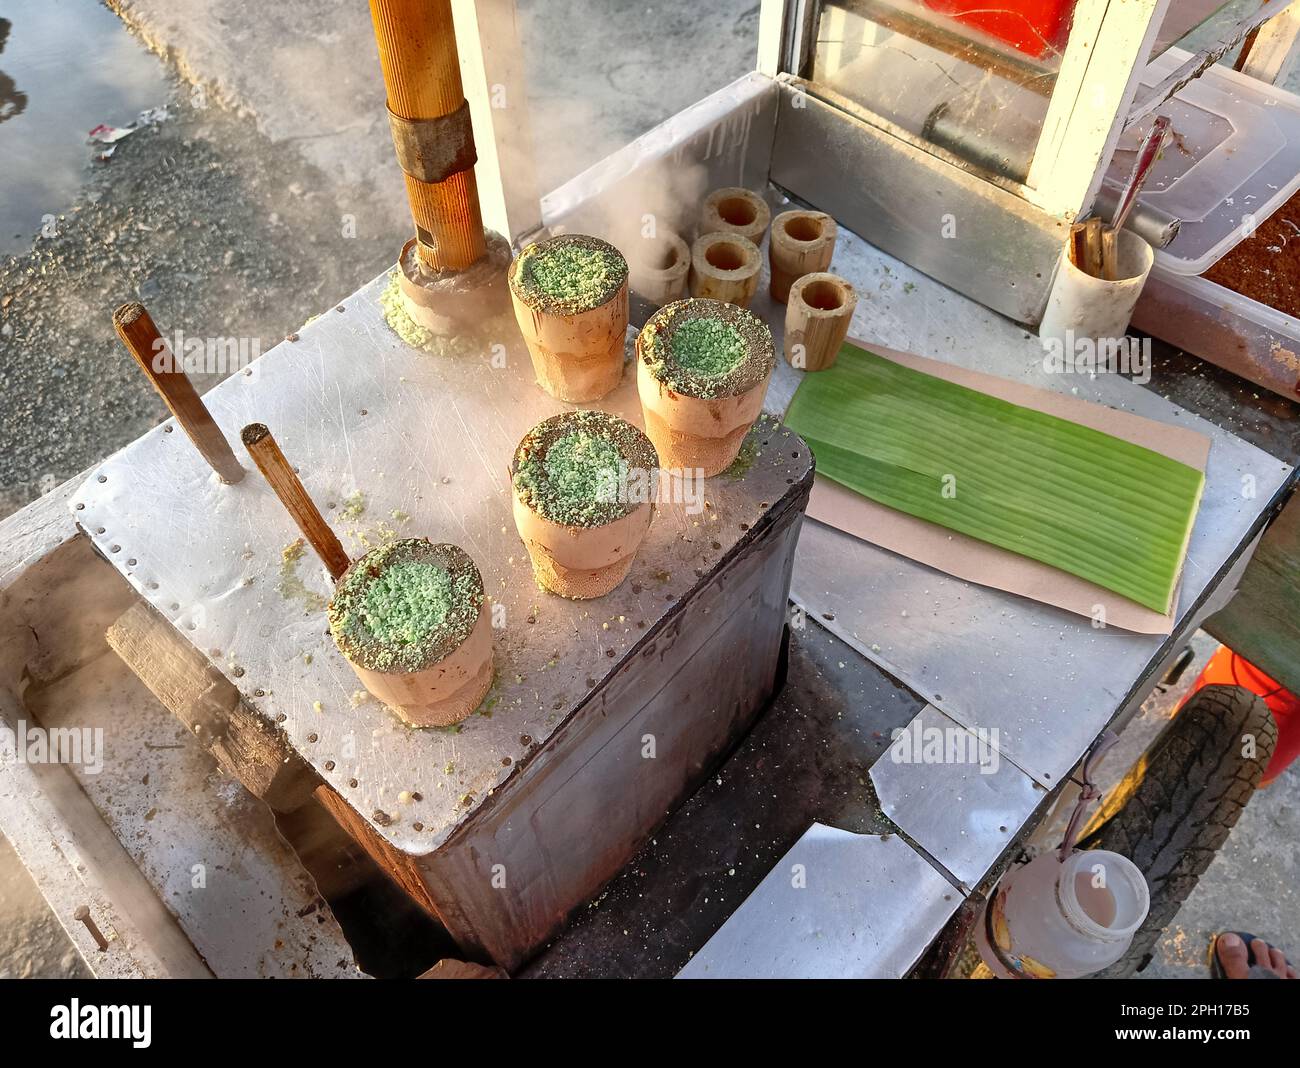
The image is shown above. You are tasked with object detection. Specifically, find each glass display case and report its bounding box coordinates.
[754,0,1297,322]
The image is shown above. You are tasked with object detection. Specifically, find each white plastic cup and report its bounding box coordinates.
[977,848,1150,979]
[1039,228,1155,345]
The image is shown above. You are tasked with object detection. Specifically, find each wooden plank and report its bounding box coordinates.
[106,600,318,813]
[1205,493,1300,696]
[0,689,213,978]
[1236,3,1300,84]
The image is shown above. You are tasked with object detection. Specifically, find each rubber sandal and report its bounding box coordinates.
[1209,931,1286,978]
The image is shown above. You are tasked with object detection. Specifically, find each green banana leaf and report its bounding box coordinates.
[784,343,1204,613]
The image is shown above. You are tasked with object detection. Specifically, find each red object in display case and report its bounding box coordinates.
[922,0,1076,59]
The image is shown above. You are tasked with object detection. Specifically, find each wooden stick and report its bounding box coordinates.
[1101,227,1120,281]
[1069,223,1087,269]
[1083,218,1104,278]
[112,302,245,484]
[239,424,350,582]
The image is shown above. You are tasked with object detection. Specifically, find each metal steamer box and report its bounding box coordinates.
[75,272,813,969]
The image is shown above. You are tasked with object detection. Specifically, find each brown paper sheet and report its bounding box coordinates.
[799,341,1211,635]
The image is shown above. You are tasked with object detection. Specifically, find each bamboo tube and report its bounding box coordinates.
[510,411,657,599]
[1083,217,1103,278]
[636,299,775,477]
[369,0,485,270]
[769,210,837,303]
[1101,227,1119,282]
[700,187,770,245]
[627,229,689,307]
[784,273,857,372]
[508,234,629,402]
[240,424,351,582]
[112,302,244,484]
[689,233,761,308]
[329,540,494,727]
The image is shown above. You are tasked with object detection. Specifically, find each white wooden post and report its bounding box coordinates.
[452,0,543,243]
[1024,0,1171,221]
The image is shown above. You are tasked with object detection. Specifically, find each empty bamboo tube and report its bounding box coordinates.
[369,0,485,271]
[769,210,837,303]
[700,187,770,245]
[784,273,857,372]
[627,229,690,307]
[689,232,761,308]
[112,302,245,484]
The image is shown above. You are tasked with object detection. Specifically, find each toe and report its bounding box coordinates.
[1250,939,1280,978]
[1217,933,1251,979]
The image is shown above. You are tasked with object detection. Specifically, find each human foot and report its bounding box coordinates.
[1213,932,1297,979]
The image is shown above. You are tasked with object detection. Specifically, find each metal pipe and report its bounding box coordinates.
[369,0,486,271]
[923,103,1182,249]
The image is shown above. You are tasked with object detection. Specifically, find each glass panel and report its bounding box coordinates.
[810,0,1081,181]
[1148,0,1236,60]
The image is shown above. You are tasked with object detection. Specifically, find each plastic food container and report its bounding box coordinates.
[1107,50,1300,399]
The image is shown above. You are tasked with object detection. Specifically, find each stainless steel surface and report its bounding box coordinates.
[541,71,779,238]
[778,221,1292,790]
[676,822,961,978]
[74,270,810,857]
[769,78,1066,325]
[870,704,1043,890]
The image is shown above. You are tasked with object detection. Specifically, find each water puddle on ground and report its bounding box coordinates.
[0,0,172,256]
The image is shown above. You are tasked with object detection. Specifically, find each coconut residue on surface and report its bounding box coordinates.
[640,298,774,399]
[379,271,514,357]
[510,234,627,315]
[329,539,483,673]
[278,538,328,612]
[512,409,657,528]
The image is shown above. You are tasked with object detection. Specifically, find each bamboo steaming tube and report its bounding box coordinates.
[240,424,491,727]
[700,187,770,245]
[369,0,510,331]
[637,299,775,477]
[769,210,837,303]
[329,539,494,727]
[628,229,690,307]
[785,273,857,372]
[689,232,761,307]
[511,410,658,599]
[509,234,630,402]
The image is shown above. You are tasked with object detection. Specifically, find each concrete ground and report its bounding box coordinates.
[0,0,1296,979]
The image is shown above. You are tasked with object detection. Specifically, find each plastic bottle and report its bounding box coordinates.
[977,849,1150,979]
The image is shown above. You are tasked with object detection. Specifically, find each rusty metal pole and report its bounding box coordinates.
[369,0,487,271]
